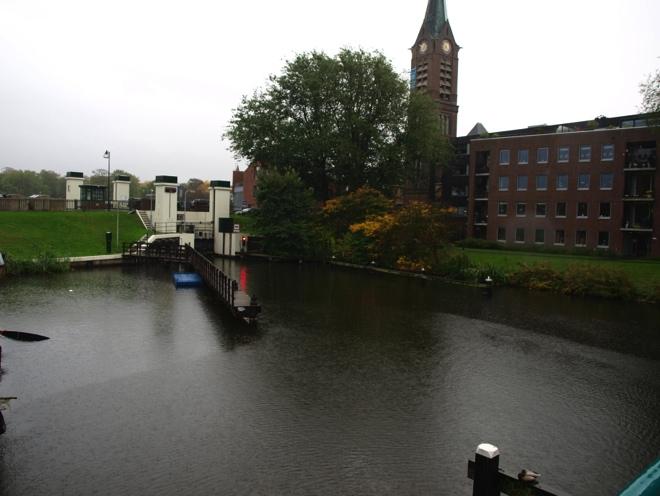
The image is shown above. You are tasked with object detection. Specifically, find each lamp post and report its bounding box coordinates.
[103,150,111,211]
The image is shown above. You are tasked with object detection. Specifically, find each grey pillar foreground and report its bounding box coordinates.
[473,443,500,496]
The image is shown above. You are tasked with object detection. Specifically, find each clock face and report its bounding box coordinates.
[419,41,428,54]
[441,40,452,54]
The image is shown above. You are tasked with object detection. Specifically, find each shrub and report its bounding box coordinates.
[561,264,637,300]
[6,252,69,275]
[506,263,560,291]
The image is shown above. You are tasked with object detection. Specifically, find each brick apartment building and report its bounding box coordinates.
[466,115,659,257]
[231,163,258,212]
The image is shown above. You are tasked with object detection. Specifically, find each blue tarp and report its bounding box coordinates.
[172,272,203,288]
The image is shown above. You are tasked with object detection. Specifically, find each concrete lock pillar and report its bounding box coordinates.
[153,175,178,233]
[65,172,84,205]
[112,175,131,207]
[210,180,233,255]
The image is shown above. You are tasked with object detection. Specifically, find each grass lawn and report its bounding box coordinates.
[0,211,148,259]
[462,247,660,293]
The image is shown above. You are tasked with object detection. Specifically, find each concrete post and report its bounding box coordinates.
[473,443,500,496]
[210,180,232,255]
[112,175,131,207]
[153,175,178,233]
[65,172,84,206]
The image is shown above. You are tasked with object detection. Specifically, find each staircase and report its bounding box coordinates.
[136,210,154,231]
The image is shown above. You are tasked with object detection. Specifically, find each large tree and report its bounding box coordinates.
[640,68,659,114]
[253,168,322,258]
[404,91,452,201]
[225,49,411,201]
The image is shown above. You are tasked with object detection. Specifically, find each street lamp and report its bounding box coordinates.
[103,150,111,211]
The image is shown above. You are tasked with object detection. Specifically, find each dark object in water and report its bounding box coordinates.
[0,330,50,342]
[0,411,5,435]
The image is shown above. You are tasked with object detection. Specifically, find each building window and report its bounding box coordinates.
[578,174,590,190]
[498,176,509,191]
[516,202,526,216]
[515,228,525,243]
[557,174,568,190]
[577,202,588,218]
[499,149,510,165]
[556,202,567,217]
[579,145,592,162]
[536,175,548,191]
[537,147,549,164]
[517,175,528,191]
[598,231,610,248]
[600,173,614,190]
[576,230,587,247]
[498,202,508,216]
[535,229,545,244]
[558,147,570,163]
[518,149,529,164]
[497,227,506,242]
[555,229,565,245]
[599,202,611,219]
[602,144,615,161]
[536,203,547,217]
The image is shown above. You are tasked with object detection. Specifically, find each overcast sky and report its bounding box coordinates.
[1,0,658,183]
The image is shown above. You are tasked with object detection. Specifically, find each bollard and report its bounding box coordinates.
[105,231,112,254]
[473,443,501,496]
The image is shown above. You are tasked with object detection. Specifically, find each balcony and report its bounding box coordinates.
[475,151,491,175]
[623,192,654,202]
[625,143,657,171]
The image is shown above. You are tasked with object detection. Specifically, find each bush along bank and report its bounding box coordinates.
[336,253,657,303]
[4,252,70,276]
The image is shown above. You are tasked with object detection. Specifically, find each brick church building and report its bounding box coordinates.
[411,0,659,257]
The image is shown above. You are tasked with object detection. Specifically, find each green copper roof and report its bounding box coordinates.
[423,0,448,38]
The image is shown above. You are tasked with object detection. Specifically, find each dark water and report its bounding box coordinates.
[0,261,659,495]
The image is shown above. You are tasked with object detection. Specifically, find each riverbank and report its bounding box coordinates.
[0,211,147,259]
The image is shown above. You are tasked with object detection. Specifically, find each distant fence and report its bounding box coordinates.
[0,198,130,212]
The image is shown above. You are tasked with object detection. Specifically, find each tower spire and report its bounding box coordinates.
[423,0,448,38]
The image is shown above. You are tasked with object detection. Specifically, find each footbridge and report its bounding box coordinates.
[122,242,261,323]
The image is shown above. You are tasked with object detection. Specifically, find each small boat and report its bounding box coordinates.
[0,330,49,342]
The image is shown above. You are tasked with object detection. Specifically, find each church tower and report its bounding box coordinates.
[411,0,459,137]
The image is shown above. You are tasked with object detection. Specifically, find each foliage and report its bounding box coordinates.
[404,92,453,200]
[225,49,411,200]
[0,167,151,198]
[5,252,69,276]
[322,187,392,237]
[560,264,637,300]
[349,202,451,267]
[179,178,210,202]
[639,68,660,115]
[0,168,65,197]
[253,169,325,258]
[506,262,559,291]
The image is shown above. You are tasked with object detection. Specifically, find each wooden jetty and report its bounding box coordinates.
[122,242,261,323]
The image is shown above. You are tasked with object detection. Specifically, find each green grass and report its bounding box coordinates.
[0,211,148,259]
[461,247,660,293]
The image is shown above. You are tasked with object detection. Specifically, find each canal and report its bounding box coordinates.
[0,261,659,495]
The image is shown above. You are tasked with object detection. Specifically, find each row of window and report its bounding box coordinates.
[499,144,615,166]
[497,201,611,219]
[497,173,614,192]
[496,227,610,248]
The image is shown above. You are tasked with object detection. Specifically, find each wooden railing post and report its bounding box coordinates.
[473,443,501,496]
